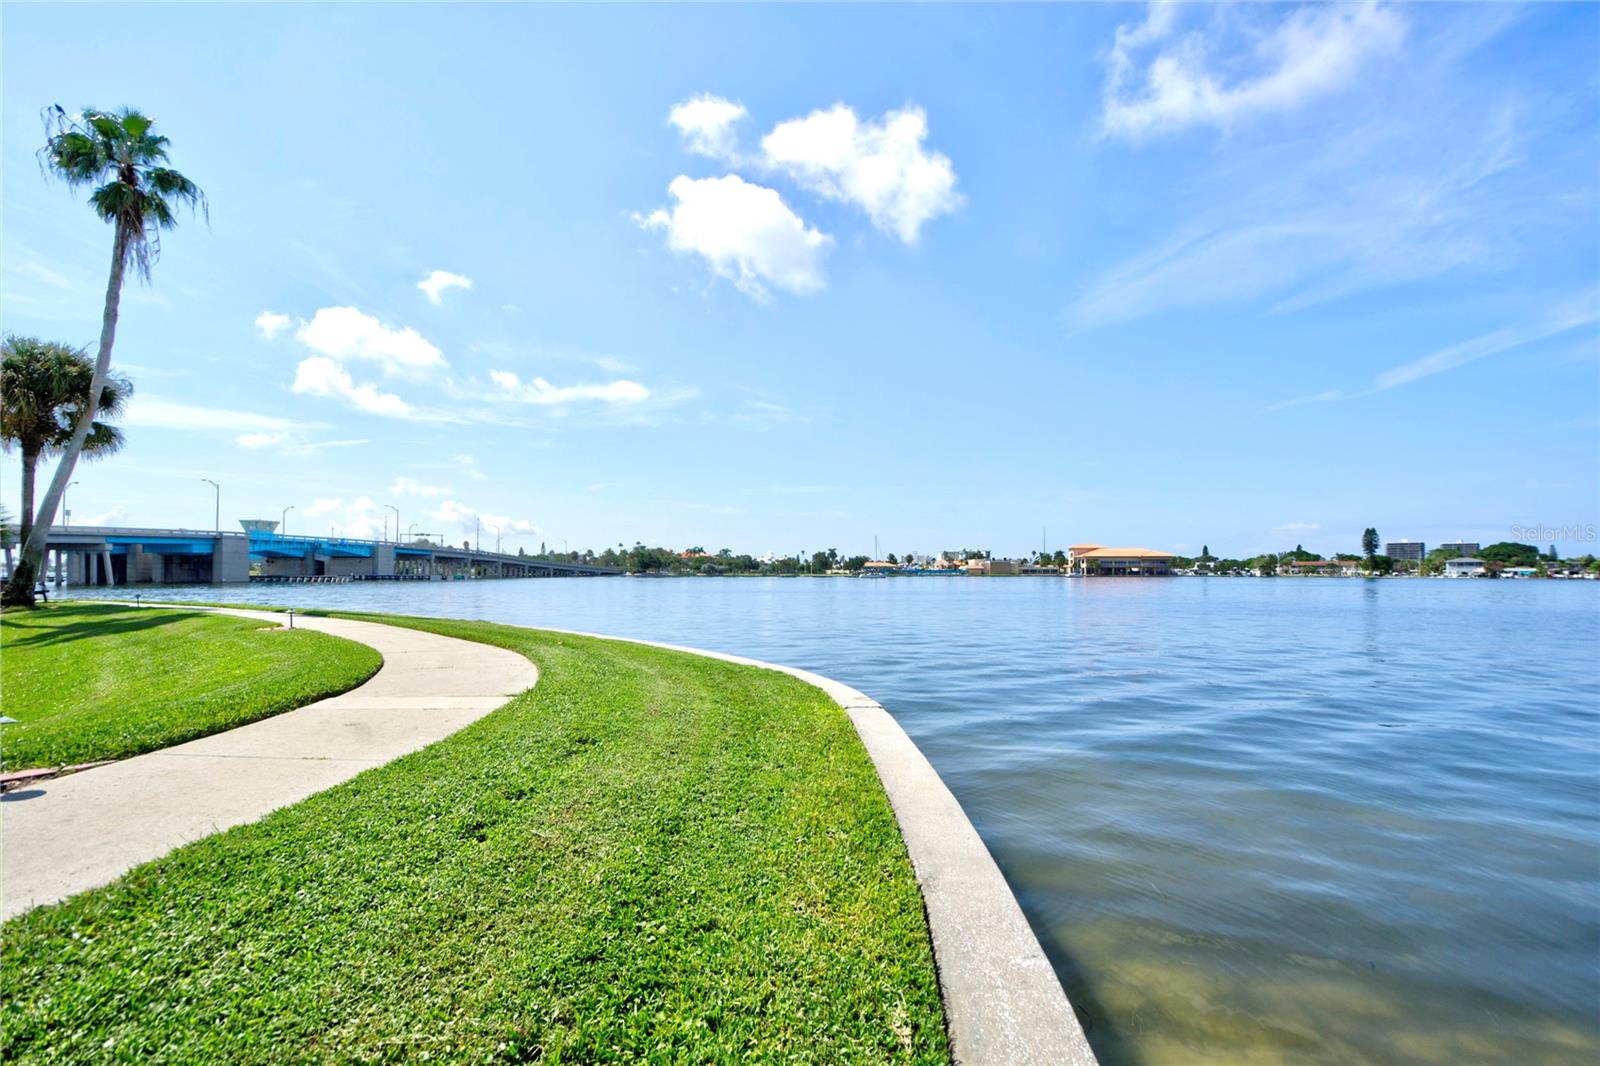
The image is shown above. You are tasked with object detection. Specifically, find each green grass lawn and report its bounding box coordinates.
[0,602,382,771]
[1,612,948,1063]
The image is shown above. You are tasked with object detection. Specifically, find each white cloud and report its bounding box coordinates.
[1271,522,1322,537]
[295,306,445,375]
[237,431,291,449]
[235,432,367,456]
[669,94,748,159]
[124,397,299,433]
[1103,2,1406,140]
[255,311,292,339]
[391,476,453,498]
[761,104,961,243]
[417,269,474,305]
[448,453,490,482]
[488,370,650,406]
[301,496,386,540]
[80,505,128,526]
[638,174,831,300]
[292,356,415,418]
[428,499,540,541]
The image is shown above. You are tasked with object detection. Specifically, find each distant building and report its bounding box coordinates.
[966,558,1021,576]
[1070,547,1174,576]
[1444,557,1486,578]
[1066,544,1103,565]
[1385,540,1425,562]
[1288,559,1360,575]
[1437,541,1479,556]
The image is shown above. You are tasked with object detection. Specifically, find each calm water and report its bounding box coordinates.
[80,577,1600,1064]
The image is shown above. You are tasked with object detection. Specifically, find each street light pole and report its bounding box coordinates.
[201,478,220,533]
[488,524,501,554]
[62,481,79,526]
[475,515,481,552]
[281,504,294,536]
[386,504,399,544]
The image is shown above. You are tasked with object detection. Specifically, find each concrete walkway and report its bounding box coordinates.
[1,607,538,920]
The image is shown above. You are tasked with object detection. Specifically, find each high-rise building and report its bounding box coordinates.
[1385,540,1426,562]
[1438,541,1479,556]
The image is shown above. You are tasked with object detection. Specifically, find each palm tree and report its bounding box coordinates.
[2,335,132,547]
[2,107,203,607]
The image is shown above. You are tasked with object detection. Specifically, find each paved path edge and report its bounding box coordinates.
[540,627,1099,1066]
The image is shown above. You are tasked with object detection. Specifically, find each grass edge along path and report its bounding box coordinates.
[1,613,950,1063]
[0,602,382,771]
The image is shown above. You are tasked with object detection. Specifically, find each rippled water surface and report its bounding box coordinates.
[82,576,1600,1064]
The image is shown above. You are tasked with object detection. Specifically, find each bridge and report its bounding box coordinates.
[2,525,622,586]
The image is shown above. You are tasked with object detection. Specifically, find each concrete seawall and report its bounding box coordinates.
[545,628,1099,1066]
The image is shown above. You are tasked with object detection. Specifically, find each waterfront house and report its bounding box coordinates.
[1444,557,1486,578]
[966,558,1021,575]
[1069,547,1175,576]
[1289,559,1361,575]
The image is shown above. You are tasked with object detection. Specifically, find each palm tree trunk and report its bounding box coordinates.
[19,443,39,548]
[2,222,130,606]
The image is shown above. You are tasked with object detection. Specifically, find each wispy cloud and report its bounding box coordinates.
[124,397,302,433]
[1069,12,1562,332]
[390,476,453,498]
[1271,522,1322,537]
[1270,298,1599,409]
[235,432,367,456]
[1102,2,1407,140]
[488,370,650,406]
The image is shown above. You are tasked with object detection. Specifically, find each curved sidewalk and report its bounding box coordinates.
[1,607,538,921]
[544,628,1099,1066]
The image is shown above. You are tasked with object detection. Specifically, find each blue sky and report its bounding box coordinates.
[3,2,1596,559]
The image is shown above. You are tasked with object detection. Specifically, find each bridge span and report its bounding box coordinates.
[2,525,622,586]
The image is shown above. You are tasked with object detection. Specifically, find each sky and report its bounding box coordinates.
[3,2,1597,560]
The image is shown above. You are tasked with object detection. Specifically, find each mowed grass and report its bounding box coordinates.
[1,613,949,1064]
[0,602,382,771]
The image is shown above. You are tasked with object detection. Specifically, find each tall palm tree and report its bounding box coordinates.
[2,107,204,607]
[2,335,132,547]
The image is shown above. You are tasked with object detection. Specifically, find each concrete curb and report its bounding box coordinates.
[540,627,1099,1066]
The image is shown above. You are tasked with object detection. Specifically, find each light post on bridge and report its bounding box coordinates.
[61,481,80,526]
[281,504,294,536]
[488,524,501,554]
[201,478,220,533]
[386,504,399,544]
